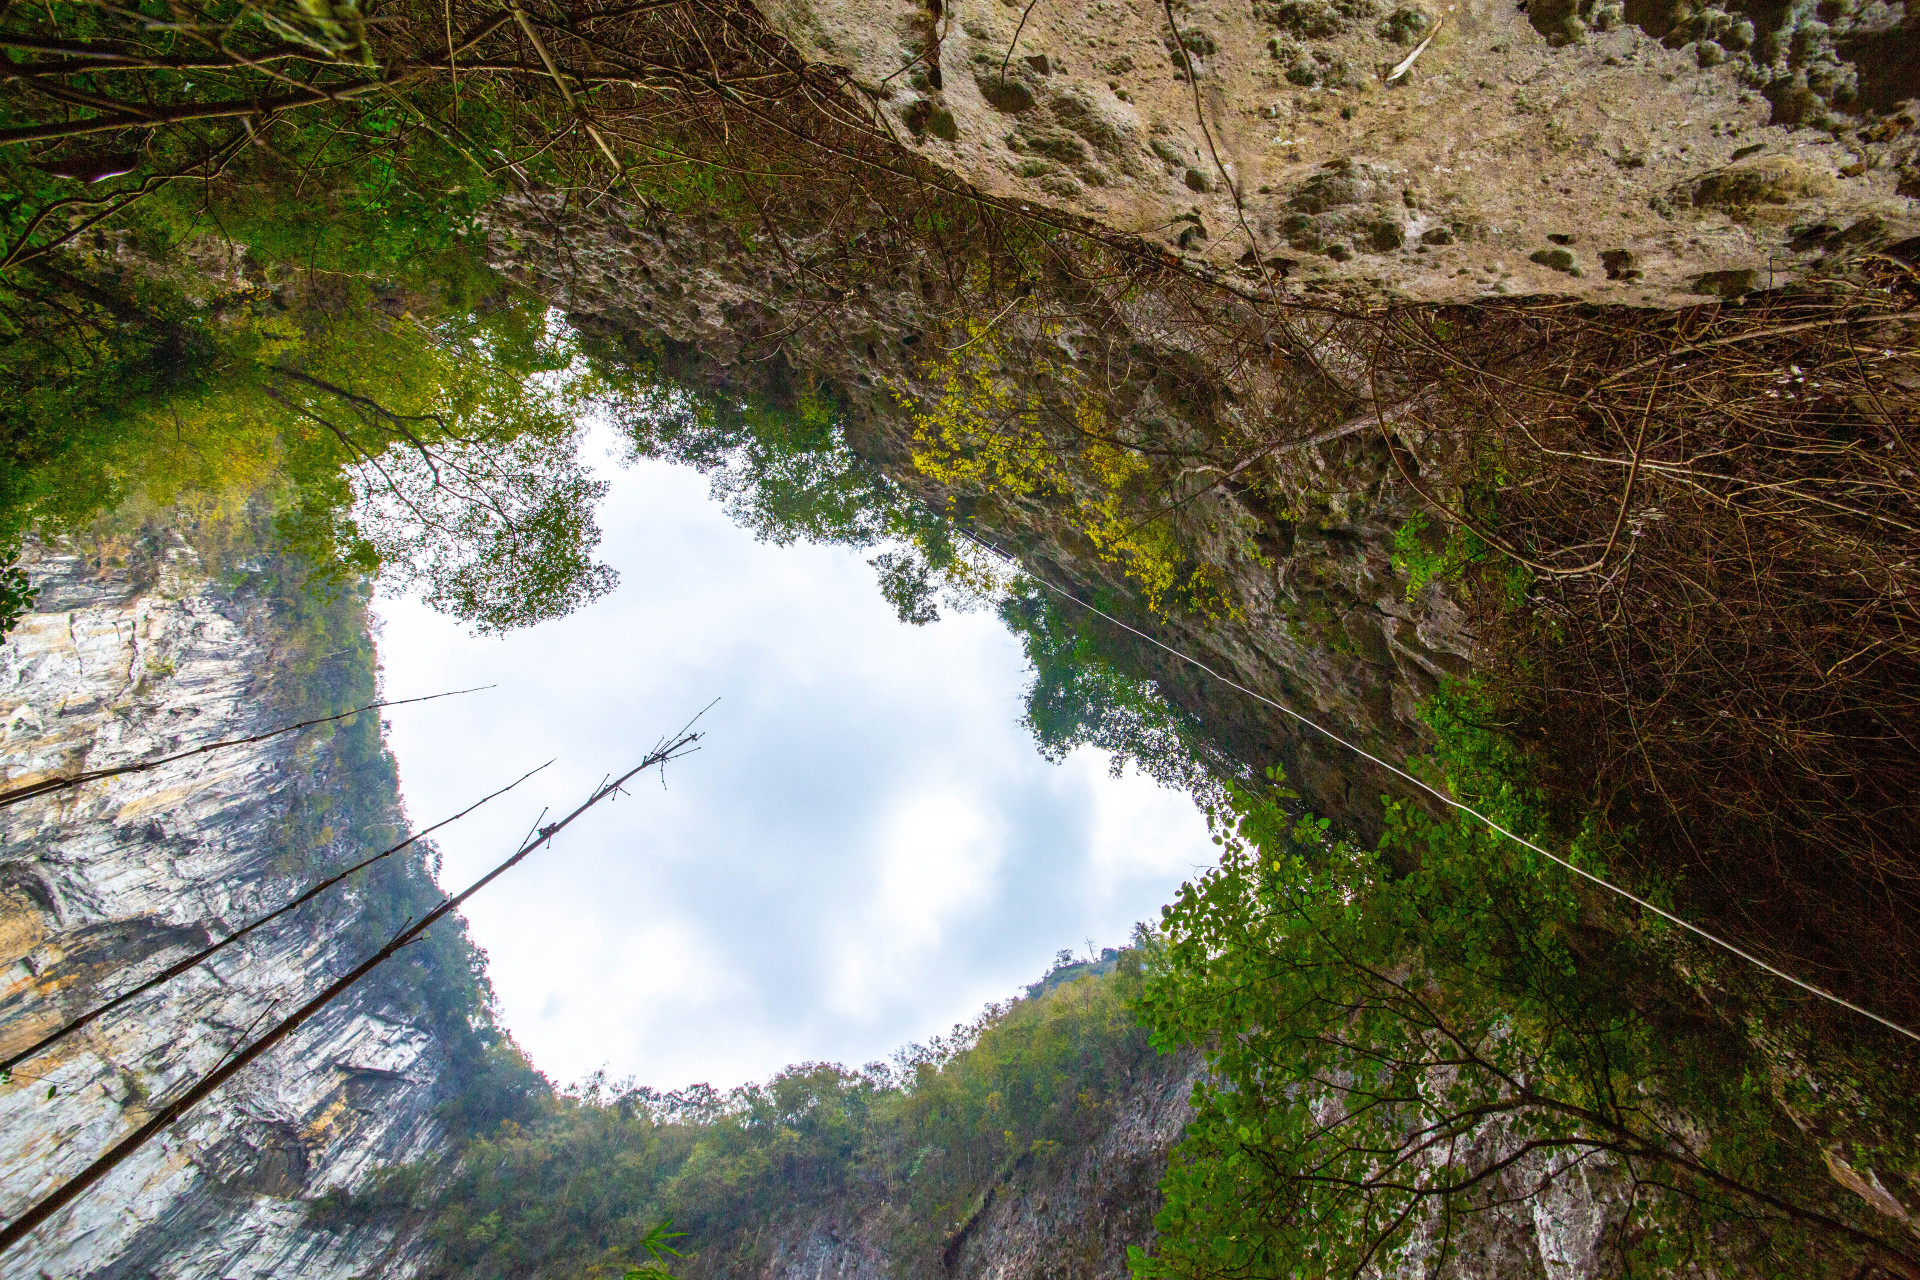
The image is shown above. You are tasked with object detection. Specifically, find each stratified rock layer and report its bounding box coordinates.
[0,535,446,1279]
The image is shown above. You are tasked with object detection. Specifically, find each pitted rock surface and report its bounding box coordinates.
[756,0,1918,301]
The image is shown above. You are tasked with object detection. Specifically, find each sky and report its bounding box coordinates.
[372,427,1217,1093]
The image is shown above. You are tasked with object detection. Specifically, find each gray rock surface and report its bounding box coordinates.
[0,535,446,1279]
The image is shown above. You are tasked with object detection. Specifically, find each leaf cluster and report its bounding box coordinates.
[1131,685,1920,1279]
[586,332,995,626]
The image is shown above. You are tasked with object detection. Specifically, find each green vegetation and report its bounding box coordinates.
[9,4,1916,1277]
[895,315,1238,621]
[0,0,625,637]
[1131,684,1920,1277]
[585,332,1012,628]
[1391,509,1486,599]
[0,557,32,635]
[1,243,616,636]
[997,579,1226,797]
[320,952,1168,1279]
[592,340,913,550]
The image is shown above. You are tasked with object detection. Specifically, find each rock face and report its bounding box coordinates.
[757,1046,1203,1280]
[743,1021,1642,1280]
[491,184,1471,836]
[757,0,1918,301]
[932,1052,1198,1280]
[0,534,451,1279]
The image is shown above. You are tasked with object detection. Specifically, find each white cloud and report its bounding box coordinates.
[1076,753,1220,892]
[373,428,1215,1090]
[824,788,1005,1019]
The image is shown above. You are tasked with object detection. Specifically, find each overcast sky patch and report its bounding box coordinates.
[373,430,1214,1091]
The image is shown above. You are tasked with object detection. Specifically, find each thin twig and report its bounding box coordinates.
[0,716,709,1253]
[0,762,549,1075]
[0,686,492,810]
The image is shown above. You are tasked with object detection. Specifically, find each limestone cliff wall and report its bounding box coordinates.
[757,0,1918,301]
[0,535,450,1279]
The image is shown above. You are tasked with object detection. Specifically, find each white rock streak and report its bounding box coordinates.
[0,536,450,1279]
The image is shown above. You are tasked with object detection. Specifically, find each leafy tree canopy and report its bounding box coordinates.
[1,228,615,635]
[1131,686,1920,1279]
[385,953,1168,1280]
[583,334,1008,628]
